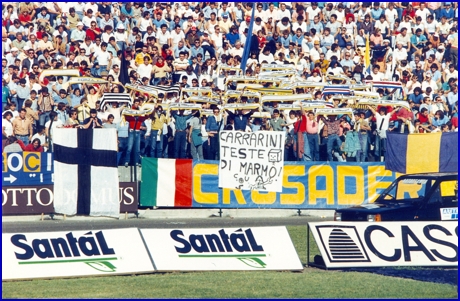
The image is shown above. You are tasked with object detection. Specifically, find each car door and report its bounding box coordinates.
[416,184,442,221]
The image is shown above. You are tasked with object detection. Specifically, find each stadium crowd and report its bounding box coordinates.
[1,2,458,165]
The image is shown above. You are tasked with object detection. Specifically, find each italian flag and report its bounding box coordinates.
[140,158,193,207]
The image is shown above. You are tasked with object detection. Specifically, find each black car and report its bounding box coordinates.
[334,173,458,222]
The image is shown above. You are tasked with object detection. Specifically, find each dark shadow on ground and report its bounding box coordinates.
[344,267,458,286]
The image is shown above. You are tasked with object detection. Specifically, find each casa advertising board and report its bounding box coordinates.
[309,221,458,268]
[2,228,154,280]
[140,226,303,271]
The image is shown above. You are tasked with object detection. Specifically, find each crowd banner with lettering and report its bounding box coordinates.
[2,228,155,280]
[2,183,138,216]
[140,158,193,207]
[140,227,303,271]
[219,131,285,192]
[2,152,54,187]
[140,159,400,209]
[309,221,458,268]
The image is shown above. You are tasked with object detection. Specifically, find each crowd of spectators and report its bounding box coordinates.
[1,2,458,165]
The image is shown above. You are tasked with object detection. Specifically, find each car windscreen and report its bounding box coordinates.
[381,178,434,202]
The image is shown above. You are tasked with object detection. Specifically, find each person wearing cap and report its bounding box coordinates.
[428,32,441,49]
[5,47,19,67]
[114,23,128,51]
[184,25,199,47]
[421,71,438,94]
[393,41,408,64]
[219,13,232,34]
[70,22,86,44]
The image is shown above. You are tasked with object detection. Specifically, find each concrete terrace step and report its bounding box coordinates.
[2,208,335,222]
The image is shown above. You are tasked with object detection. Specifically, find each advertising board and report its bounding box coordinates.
[2,152,54,186]
[309,221,458,268]
[140,227,303,271]
[2,228,154,280]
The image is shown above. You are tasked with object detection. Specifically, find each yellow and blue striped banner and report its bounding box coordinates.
[385,132,458,174]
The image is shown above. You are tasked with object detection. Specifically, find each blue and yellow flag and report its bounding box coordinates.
[364,34,371,75]
[385,132,458,174]
[241,5,255,74]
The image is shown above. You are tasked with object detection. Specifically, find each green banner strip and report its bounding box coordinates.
[18,257,118,265]
[140,157,158,207]
[179,254,266,258]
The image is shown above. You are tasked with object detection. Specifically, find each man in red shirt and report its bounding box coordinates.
[85,21,101,41]
[293,103,310,161]
[306,111,320,161]
[19,10,32,27]
[123,98,149,167]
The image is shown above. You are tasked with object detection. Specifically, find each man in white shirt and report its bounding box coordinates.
[82,9,97,29]
[309,41,322,62]
[266,3,278,23]
[108,64,120,82]
[395,28,411,49]
[157,24,171,47]
[393,41,408,62]
[415,3,430,23]
[259,48,274,64]
[170,25,185,49]
[371,65,384,81]
[173,51,190,80]
[137,57,153,81]
[91,42,112,76]
[277,3,291,20]
[230,41,244,57]
[421,73,438,93]
[306,3,322,23]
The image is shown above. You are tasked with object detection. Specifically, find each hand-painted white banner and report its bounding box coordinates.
[219,131,285,192]
[309,221,458,268]
[140,227,303,271]
[2,228,154,280]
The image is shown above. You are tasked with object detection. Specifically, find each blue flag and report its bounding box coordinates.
[241,5,255,74]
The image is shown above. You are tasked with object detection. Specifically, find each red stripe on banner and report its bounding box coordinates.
[174,159,193,207]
